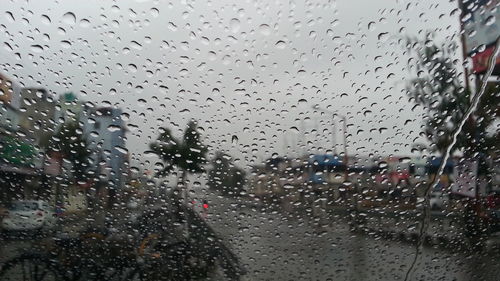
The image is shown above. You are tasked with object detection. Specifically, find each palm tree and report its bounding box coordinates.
[150,120,207,206]
[49,121,91,206]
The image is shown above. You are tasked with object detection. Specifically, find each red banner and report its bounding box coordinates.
[472,44,500,74]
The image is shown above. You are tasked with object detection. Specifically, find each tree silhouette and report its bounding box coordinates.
[50,121,91,181]
[405,35,498,157]
[49,121,91,205]
[150,120,207,202]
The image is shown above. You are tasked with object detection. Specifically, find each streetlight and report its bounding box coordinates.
[311,105,348,181]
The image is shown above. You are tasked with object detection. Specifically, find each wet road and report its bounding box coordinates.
[1,195,500,281]
[204,194,500,281]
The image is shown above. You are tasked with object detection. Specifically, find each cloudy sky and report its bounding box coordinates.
[0,0,462,170]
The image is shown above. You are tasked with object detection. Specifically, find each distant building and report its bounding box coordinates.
[0,73,13,104]
[53,95,129,207]
[18,88,56,145]
[0,73,21,133]
[55,92,89,124]
[0,102,20,133]
[87,107,128,192]
[0,78,43,204]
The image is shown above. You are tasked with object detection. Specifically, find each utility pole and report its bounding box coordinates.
[341,115,348,182]
[332,121,337,155]
[312,105,349,181]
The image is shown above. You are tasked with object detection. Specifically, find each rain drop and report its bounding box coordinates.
[60,40,71,48]
[62,12,76,25]
[130,41,143,50]
[41,14,51,25]
[30,45,44,53]
[259,24,271,36]
[107,125,121,132]
[275,40,286,49]
[79,18,90,27]
[229,18,240,33]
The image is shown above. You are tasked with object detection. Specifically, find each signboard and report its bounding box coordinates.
[451,160,477,197]
[461,0,500,74]
[462,0,500,54]
[0,136,36,167]
[472,44,500,73]
[0,73,13,104]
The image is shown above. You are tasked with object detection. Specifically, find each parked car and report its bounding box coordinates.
[1,200,58,233]
[430,192,448,210]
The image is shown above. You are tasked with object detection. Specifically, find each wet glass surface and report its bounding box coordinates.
[0,0,499,280]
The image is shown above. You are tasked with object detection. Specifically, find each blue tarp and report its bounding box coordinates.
[426,157,454,174]
[309,154,343,166]
[309,174,324,184]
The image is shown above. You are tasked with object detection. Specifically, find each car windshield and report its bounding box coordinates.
[0,1,499,281]
[8,202,38,211]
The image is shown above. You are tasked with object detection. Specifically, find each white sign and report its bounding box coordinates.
[451,160,477,198]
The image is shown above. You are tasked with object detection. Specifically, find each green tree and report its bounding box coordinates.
[405,35,498,157]
[51,121,91,181]
[208,152,246,197]
[49,121,91,205]
[150,120,207,202]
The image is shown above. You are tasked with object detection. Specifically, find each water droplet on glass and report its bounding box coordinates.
[229,18,241,33]
[275,40,286,49]
[79,18,90,27]
[121,113,130,121]
[30,45,44,53]
[130,41,143,50]
[368,21,375,31]
[128,64,138,72]
[62,12,76,25]
[259,24,271,36]
[107,124,121,132]
[115,146,128,154]
[60,40,71,48]
[41,14,51,25]
[150,8,159,17]
[485,15,496,26]
[378,32,388,41]
[5,11,14,22]
[4,42,13,52]
[399,157,411,164]
[168,22,177,31]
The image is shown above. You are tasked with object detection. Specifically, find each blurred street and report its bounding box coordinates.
[1,193,500,280]
[203,194,500,281]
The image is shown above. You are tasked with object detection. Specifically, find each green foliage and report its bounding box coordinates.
[49,121,91,181]
[207,151,246,197]
[406,35,498,156]
[150,120,207,177]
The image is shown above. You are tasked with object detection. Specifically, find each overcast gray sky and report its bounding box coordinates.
[0,0,461,170]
